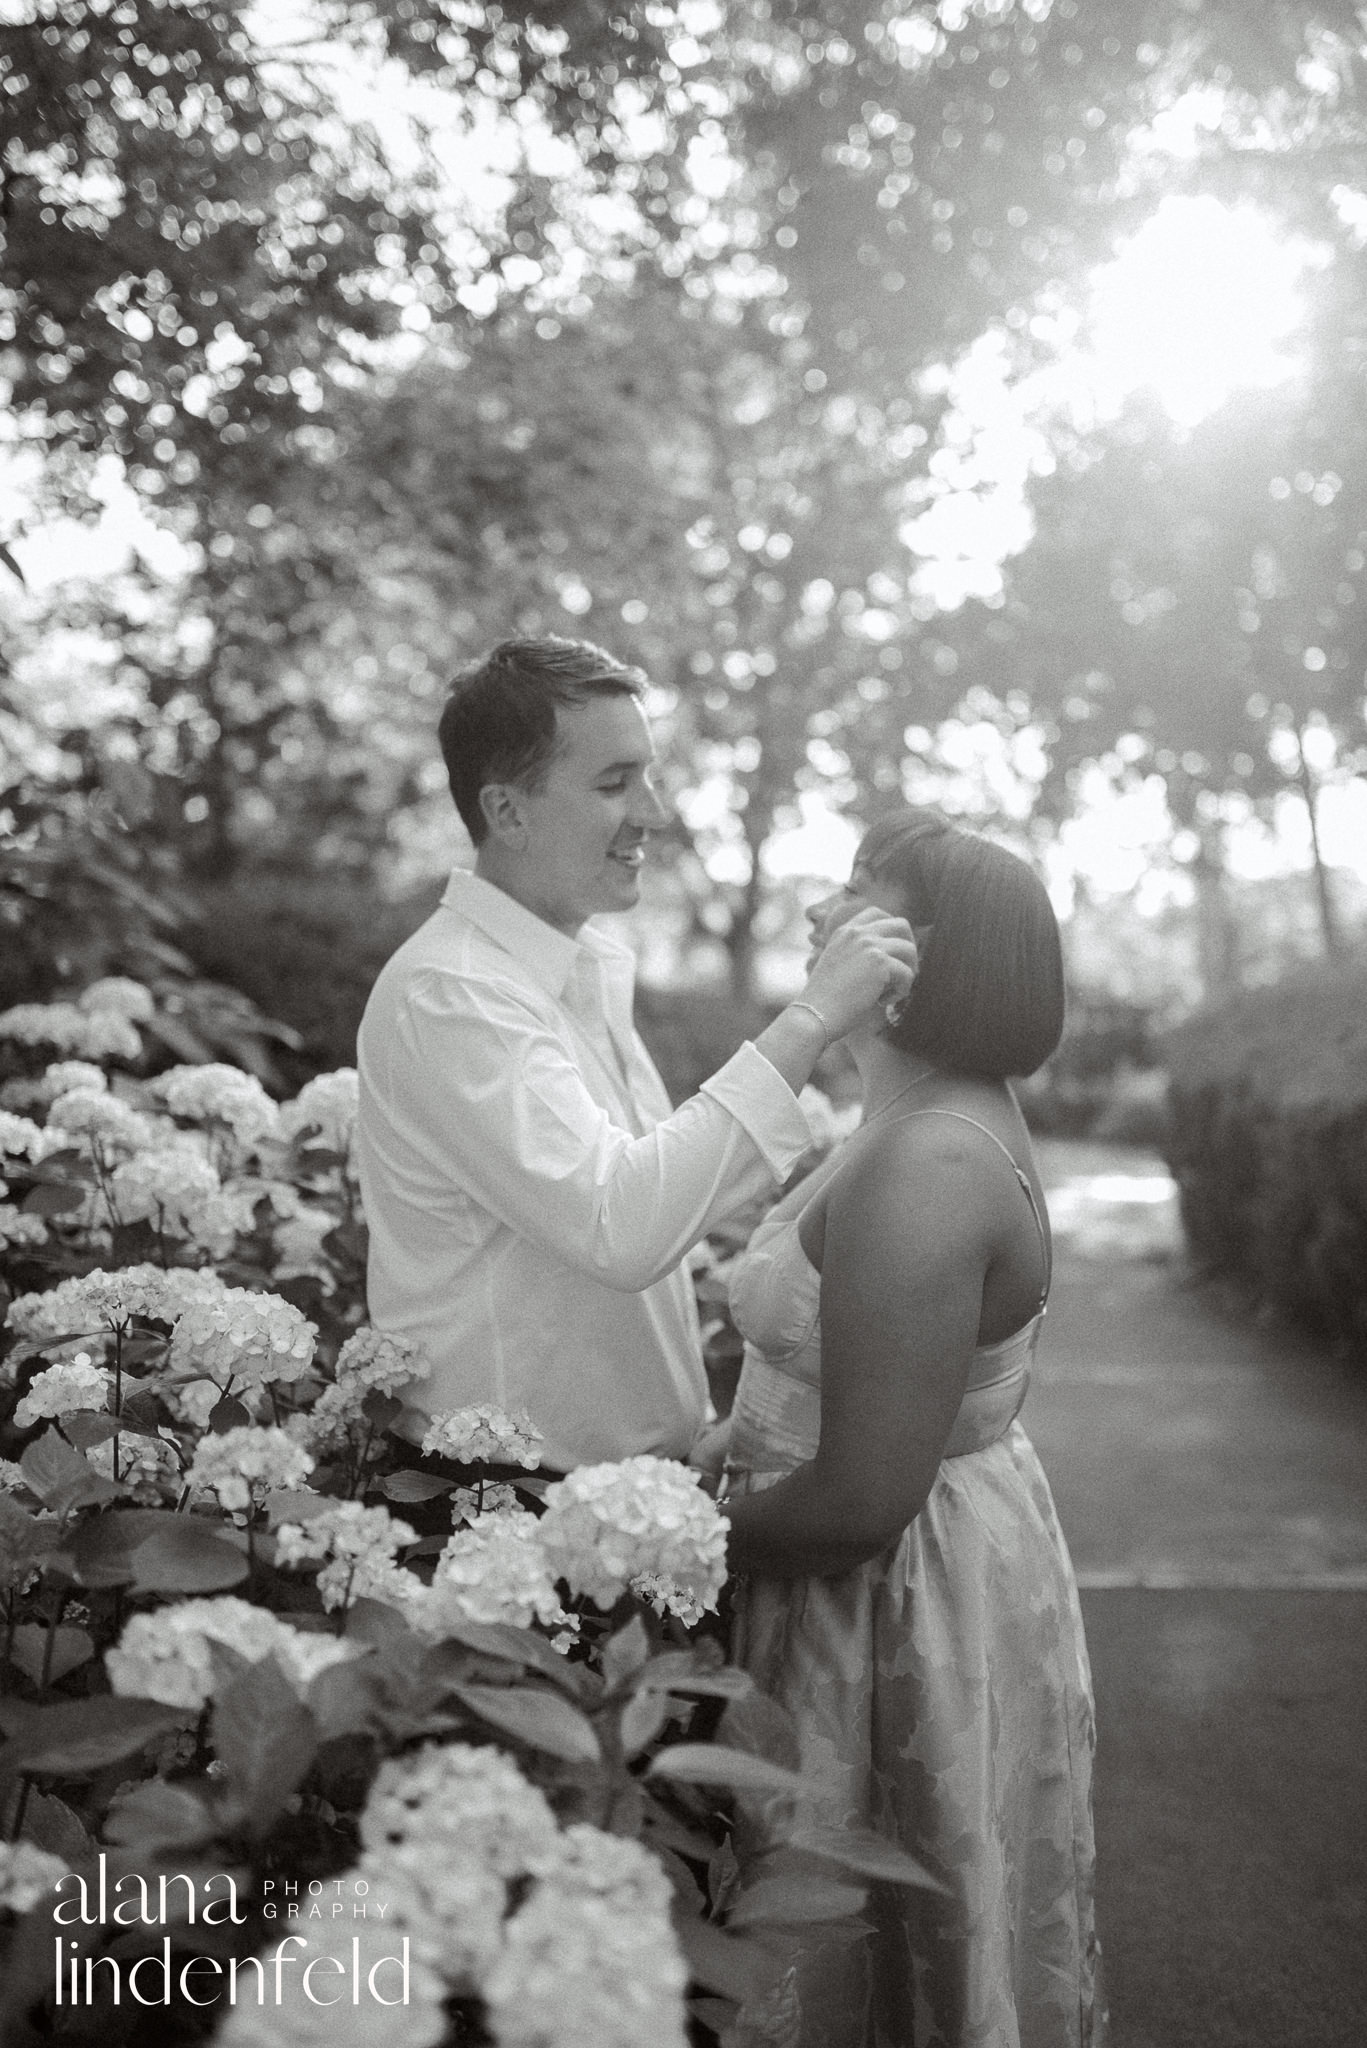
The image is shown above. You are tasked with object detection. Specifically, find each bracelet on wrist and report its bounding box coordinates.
[788,999,831,1051]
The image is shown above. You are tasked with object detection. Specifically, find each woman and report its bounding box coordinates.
[719,807,1102,2048]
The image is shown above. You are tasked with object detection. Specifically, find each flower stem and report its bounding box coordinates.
[110,1323,124,1484]
[7,1775,33,1843]
[37,1589,68,1699]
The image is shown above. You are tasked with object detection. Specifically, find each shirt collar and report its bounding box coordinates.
[440,868,634,1000]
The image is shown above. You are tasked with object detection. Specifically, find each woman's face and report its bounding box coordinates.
[806,858,914,965]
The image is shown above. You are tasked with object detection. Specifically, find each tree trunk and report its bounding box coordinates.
[1191,818,1242,1004]
[726,854,766,1007]
[1290,718,1341,958]
[725,789,776,1008]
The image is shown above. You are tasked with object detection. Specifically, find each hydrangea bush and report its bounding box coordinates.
[0,987,930,2047]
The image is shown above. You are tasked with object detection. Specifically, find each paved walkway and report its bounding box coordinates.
[1026,1141,1367,2048]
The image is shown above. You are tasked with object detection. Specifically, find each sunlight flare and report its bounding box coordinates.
[1086,196,1313,427]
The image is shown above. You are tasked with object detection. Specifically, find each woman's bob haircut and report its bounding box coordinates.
[859,807,1065,1080]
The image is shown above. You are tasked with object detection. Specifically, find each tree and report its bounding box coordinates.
[0,0,693,508]
[675,0,1367,989]
[0,0,702,868]
[10,1,1367,1001]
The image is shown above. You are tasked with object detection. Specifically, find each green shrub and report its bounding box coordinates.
[178,872,442,1084]
[634,981,778,1104]
[1163,955,1367,1362]
[1015,994,1167,1143]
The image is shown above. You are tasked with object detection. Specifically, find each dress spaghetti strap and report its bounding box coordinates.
[884,1108,1051,1311]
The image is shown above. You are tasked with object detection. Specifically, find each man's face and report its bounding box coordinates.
[508,693,668,934]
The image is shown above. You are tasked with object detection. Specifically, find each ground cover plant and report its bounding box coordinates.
[0,981,930,2046]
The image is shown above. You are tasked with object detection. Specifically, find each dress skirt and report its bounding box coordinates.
[730,1421,1102,2048]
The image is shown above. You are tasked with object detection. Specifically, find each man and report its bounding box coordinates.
[356,636,917,1473]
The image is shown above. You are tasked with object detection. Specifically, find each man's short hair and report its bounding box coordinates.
[438,636,647,844]
[859,807,1065,1079]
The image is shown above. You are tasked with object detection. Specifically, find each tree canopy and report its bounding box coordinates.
[4,0,1366,1004]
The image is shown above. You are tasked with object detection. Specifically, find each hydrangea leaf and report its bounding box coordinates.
[619,1687,673,1759]
[21,1181,88,1217]
[18,1429,97,1508]
[449,1681,601,1763]
[0,1697,187,1778]
[210,1655,317,1838]
[726,1870,868,1929]
[128,1521,249,1594]
[64,1508,177,1587]
[790,1823,946,1892]
[646,1744,806,1796]
[103,1779,215,1853]
[600,1612,652,1693]
[423,1621,589,1696]
[377,1470,454,1503]
[6,1623,95,1688]
[305,1655,385,1742]
[670,1914,789,2005]
[17,1788,97,1865]
[631,1650,755,1700]
[0,1497,64,1591]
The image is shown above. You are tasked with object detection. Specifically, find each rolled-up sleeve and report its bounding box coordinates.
[700,1039,816,1178]
[390,969,813,1291]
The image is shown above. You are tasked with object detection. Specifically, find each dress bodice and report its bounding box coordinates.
[724,1113,1048,1480]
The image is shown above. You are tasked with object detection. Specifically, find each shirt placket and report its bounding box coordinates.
[562,955,644,1133]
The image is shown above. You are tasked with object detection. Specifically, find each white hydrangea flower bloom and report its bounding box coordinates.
[0,1204,47,1249]
[0,1459,30,1493]
[164,1377,223,1430]
[284,1379,363,1453]
[269,1202,334,1282]
[7,1263,231,1345]
[450,1480,519,1525]
[187,1426,314,1512]
[189,1184,262,1257]
[352,1845,507,1990]
[278,1068,359,1153]
[211,1911,447,2048]
[0,1003,141,1061]
[46,1088,159,1157]
[334,1325,428,1397]
[630,1569,725,1627]
[106,1596,360,1712]
[110,1146,222,1232]
[361,1742,561,1877]
[156,1265,239,1318]
[14,1354,113,1428]
[427,1508,568,1632]
[169,1286,316,1387]
[76,977,156,1023]
[86,1431,182,1501]
[274,1501,416,1610]
[486,1886,689,2048]
[0,1109,47,1159]
[420,1403,543,1469]
[539,1456,728,1624]
[155,1063,281,1148]
[0,1840,71,1916]
[42,1060,109,1098]
[333,1553,433,1625]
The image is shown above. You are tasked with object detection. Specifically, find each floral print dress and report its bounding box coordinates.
[723,1114,1102,2048]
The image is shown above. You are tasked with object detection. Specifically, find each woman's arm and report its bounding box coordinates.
[721,1126,996,1577]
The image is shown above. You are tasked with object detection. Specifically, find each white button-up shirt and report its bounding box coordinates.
[355,870,814,1471]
